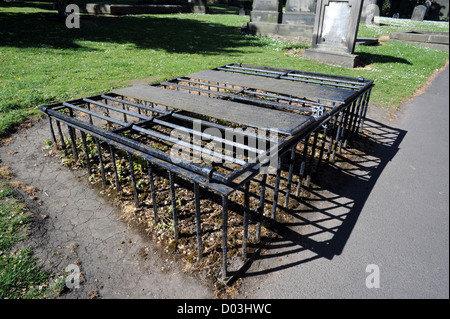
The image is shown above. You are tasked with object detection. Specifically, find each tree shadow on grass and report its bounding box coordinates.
[356,51,413,67]
[0,3,255,55]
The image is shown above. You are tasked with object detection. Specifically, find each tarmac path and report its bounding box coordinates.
[238,65,449,299]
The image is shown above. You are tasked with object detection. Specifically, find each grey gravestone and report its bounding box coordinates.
[361,0,378,25]
[250,0,282,24]
[393,13,400,18]
[286,0,316,12]
[411,5,427,21]
[303,0,364,68]
[192,0,207,14]
[282,0,316,25]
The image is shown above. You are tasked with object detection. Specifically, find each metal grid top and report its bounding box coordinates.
[40,63,373,195]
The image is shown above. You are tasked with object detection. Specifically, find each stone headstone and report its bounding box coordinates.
[304,0,364,68]
[191,0,207,14]
[282,0,316,25]
[250,0,282,23]
[361,0,379,25]
[411,5,427,21]
[393,13,400,18]
[285,0,316,12]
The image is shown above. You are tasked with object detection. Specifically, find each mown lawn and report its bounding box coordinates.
[0,182,64,299]
[0,1,448,138]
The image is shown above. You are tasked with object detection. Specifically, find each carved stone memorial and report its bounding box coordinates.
[250,0,282,24]
[282,0,316,26]
[303,0,363,67]
[245,0,317,44]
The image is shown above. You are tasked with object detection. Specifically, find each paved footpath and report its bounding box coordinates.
[238,66,449,299]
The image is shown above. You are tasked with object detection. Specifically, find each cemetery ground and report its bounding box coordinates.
[0,1,449,299]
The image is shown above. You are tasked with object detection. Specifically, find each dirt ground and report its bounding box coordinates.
[0,118,214,299]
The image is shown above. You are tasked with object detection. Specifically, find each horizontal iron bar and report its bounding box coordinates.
[100,94,166,115]
[228,63,374,87]
[74,99,253,166]
[151,117,265,156]
[224,107,332,184]
[62,102,127,127]
[162,80,315,118]
[102,93,282,144]
[84,98,150,121]
[132,124,248,166]
[177,77,329,109]
[41,106,225,183]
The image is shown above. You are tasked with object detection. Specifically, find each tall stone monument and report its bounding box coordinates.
[303,0,363,67]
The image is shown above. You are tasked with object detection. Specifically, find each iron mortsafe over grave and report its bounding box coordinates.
[38,63,374,282]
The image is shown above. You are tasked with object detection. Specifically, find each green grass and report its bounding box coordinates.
[0,1,448,137]
[358,16,450,38]
[0,183,64,299]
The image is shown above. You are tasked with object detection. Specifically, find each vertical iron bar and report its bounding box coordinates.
[284,146,297,208]
[339,102,352,153]
[122,102,128,123]
[316,124,328,174]
[221,195,229,280]
[344,100,357,147]
[194,182,202,259]
[360,89,372,131]
[67,125,79,163]
[147,162,158,223]
[86,102,94,125]
[349,95,363,140]
[95,137,107,187]
[257,173,267,243]
[169,171,178,241]
[127,152,139,207]
[332,111,345,162]
[306,131,319,187]
[356,90,370,134]
[310,131,319,173]
[242,182,250,259]
[109,144,121,195]
[48,117,57,144]
[271,159,282,221]
[295,134,309,197]
[80,131,92,177]
[55,120,67,154]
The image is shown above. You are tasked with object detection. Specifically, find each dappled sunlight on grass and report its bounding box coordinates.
[0,2,448,136]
